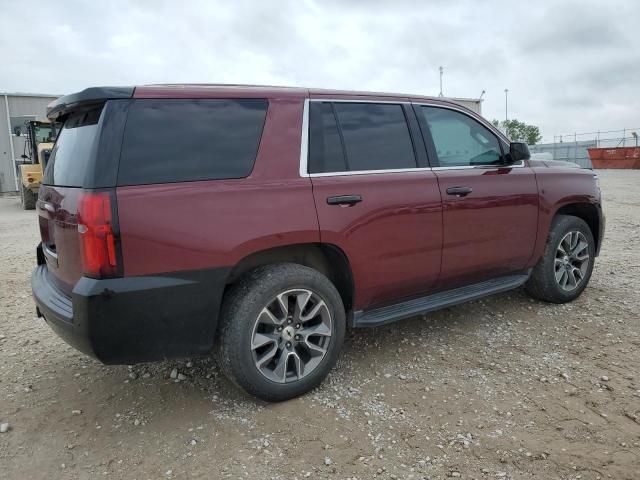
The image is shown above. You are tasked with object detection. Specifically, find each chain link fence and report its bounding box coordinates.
[530,128,640,168]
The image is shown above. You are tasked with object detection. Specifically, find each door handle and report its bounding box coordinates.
[446,186,473,197]
[327,195,363,206]
[39,201,55,213]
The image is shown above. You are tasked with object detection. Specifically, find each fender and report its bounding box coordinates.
[527,163,601,268]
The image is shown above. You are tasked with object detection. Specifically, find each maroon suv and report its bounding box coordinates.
[31,85,604,401]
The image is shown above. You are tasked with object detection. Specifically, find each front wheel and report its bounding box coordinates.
[525,215,595,303]
[216,263,346,402]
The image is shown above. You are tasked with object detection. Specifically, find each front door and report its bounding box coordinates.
[414,104,539,289]
[306,100,443,310]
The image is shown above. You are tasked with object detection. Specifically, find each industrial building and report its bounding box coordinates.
[449,97,482,114]
[1,93,58,193]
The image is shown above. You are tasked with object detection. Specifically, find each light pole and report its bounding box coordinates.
[439,66,444,97]
[504,88,509,122]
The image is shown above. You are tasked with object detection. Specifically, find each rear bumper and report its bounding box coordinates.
[31,262,229,364]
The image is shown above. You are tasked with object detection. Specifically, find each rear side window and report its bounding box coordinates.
[43,106,103,187]
[308,103,346,174]
[308,102,416,173]
[118,99,268,185]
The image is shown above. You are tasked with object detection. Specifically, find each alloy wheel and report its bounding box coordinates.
[554,231,590,291]
[250,289,332,383]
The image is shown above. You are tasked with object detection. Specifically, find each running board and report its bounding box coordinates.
[353,274,529,328]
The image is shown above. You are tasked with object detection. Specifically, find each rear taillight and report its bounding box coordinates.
[77,190,121,279]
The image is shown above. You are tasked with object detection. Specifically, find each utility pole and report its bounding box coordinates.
[439,66,444,97]
[504,88,509,122]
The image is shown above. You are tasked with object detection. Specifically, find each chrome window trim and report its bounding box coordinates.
[299,99,310,177]
[431,161,525,170]
[311,98,411,104]
[310,167,433,178]
[299,98,526,177]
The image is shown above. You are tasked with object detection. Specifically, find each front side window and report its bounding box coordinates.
[308,102,416,173]
[420,107,503,167]
[118,99,268,185]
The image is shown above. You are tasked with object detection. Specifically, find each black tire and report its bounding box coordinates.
[525,215,595,303]
[21,185,37,210]
[216,263,346,402]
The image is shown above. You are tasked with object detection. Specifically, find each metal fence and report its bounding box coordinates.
[531,128,640,169]
[552,128,640,149]
[529,140,595,168]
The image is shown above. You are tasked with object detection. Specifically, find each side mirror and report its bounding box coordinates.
[509,142,530,162]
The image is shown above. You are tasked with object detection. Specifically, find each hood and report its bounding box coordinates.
[528,158,582,169]
[542,159,581,168]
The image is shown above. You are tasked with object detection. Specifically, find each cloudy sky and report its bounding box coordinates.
[1,0,638,142]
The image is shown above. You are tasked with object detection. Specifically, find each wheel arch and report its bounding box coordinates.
[225,243,355,312]
[554,202,601,253]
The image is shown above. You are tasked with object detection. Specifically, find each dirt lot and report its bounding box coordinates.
[0,170,639,480]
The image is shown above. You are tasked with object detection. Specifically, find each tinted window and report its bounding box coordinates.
[43,106,103,187]
[308,102,416,173]
[420,107,502,167]
[118,99,268,185]
[334,103,416,171]
[308,102,346,173]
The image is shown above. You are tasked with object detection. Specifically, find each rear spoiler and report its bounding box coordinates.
[47,87,134,120]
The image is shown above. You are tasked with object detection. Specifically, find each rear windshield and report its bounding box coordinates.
[117,99,268,185]
[42,106,103,187]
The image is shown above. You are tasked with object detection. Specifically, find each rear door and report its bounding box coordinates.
[306,100,442,310]
[38,106,106,294]
[414,104,538,289]
[38,100,129,294]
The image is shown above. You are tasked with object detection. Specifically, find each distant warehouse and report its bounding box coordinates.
[449,97,482,115]
[1,92,58,193]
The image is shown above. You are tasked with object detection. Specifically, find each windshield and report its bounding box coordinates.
[42,107,103,187]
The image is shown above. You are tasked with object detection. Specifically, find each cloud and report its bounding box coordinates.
[0,0,638,141]
[519,4,629,54]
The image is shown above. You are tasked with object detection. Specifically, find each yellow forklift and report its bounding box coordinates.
[15,119,59,210]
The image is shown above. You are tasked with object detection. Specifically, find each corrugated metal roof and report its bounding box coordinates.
[0,92,60,98]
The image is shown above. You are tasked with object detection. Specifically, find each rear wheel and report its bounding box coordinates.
[20,184,37,210]
[216,263,346,402]
[525,215,595,303]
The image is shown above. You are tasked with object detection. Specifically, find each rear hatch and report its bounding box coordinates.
[38,104,118,295]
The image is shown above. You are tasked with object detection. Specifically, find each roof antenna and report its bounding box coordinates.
[439,66,444,97]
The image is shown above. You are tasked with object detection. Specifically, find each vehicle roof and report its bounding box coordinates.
[134,83,458,104]
[48,84,476,119]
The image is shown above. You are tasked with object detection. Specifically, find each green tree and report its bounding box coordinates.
[492,119,542,145]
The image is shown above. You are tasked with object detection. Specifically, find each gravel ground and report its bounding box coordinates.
[1,170,639,480]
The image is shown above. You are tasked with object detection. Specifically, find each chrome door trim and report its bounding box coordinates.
[310,167,434,178]
[431,161,525,170]
[299,98,429,178]
[299,99,310,177]
[299,98,527,177]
